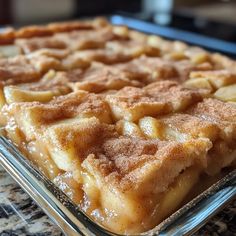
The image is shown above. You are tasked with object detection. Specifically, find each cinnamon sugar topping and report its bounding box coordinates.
[0,18,236,234]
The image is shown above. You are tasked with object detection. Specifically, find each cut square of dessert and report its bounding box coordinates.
[114,56,213,84]
[27,49,90,72]
[29,61,145,94]
[2,69,75,105]
[15,25,128,54]
[0,91,113,177]
[81,135,211,233]
[53,27,121,51]
[187,98,236,174]
[69,45,143,64]
[106,39,160,57]
[68,62,144,93]
[42,117,114,172]
[106,80,209,121]
[138,98,236,175]
[188,98,236,141]
[1,91,113,141]
[0,55,40,85]
[64,38,161,65]
[16,37,67,54]
[114,56,178,83]
[10,18,110,51]
[139,113,220,142]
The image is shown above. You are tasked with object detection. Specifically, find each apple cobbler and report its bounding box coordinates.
[0,18,235,234]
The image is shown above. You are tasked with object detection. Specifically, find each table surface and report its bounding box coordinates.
[0,168,235,236]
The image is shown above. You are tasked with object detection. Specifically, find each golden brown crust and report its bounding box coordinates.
[1,18,236,234]
[77,49,130,64]
[0,48,88,89]
[69,62,143,93]
[114,56,178,83]
[44,117,116,159]
[0,18,110,45]
[83,137,211,192]
[161,113,220,141]
[9,91,111,123]
[0,56,40,84]
[187,98,236,141]
[144,80,210,108]
[106,80,208,121]
[15,26,128,54]
[16,37,67,54]
[12,59,144,94]
[2,91,113,142]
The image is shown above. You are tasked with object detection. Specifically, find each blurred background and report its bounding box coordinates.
[0,0,236,42]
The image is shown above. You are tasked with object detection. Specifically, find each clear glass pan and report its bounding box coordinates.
[0,15,236,235]
[0,136,235,236]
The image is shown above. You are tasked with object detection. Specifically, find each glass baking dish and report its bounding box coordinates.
[0,15,236,235]
[0,136,235,236]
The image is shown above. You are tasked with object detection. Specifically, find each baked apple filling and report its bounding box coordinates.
[0,105,211,233]
[0,18,235,234]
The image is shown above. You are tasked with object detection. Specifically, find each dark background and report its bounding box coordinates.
[0,0,236,42]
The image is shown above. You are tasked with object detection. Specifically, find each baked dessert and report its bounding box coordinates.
[0,17,235,234]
